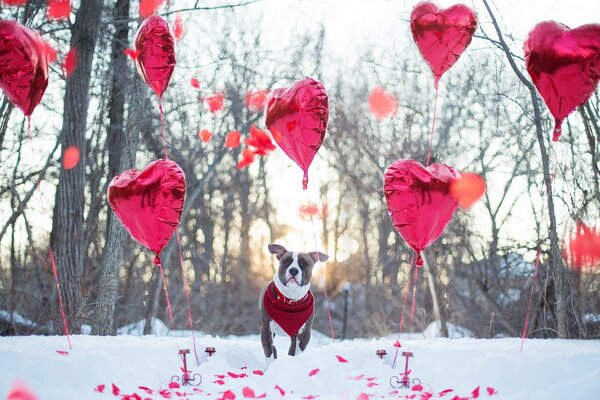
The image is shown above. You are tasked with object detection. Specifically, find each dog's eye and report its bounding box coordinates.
[298,258,307,269]
[282,257,293,268]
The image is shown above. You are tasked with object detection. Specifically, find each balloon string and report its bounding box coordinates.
[426,85,439,166]
[176,230,200,365]
[305,190,336,341]
[49,247,72,350]
[159,98,168,159]
[520,246,541,352]
[27,116,34,156]
[410,261,420,328]
[157,261,175,329]
[399,253,415,333]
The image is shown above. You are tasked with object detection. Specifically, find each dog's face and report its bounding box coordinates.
[268,244,328,287]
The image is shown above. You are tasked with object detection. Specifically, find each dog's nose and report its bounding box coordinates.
[289,267,299,277]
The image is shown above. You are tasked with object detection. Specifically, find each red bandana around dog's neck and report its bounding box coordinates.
[263,281,314,337]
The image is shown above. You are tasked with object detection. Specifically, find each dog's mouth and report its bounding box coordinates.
[286,276,300,285]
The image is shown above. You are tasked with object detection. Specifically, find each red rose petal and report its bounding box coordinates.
[140,0,164,18]
[138,386,153,394]
[173,13,184,40]
[190,78,201,89]
[55,350,69,355]
[450,173,486,209]
[220,390,236,400]
[168,382,180,389]
[63,48,78,78]
[437,389,453,397]
[368,87,397,120]
[394,340,401,348]
[123,48,140,61]
[198,129,213,143]
[366,382,378,387]
[111,383,120,396]
[213,380,225,385]
[308,368,320,377]
[274,385,285,396]
[225,130,241,148]
[471,386,480,399]
[2,0,28,6]
[7,382,37,400]
[356,394,369,400]
[43,41,58,64]
[205,93,225,112]
[245,90,269,112]
[62,146,80,170]
[411,384,423,392]
[486,387,498,396]
[252,370,264,376]
[242,387,255,398]
[335,355,349,363]
[348,374,364,381]
[47,0,70,21]
[94,384,105,393]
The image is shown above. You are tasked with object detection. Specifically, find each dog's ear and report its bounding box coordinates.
[309,251,328,263]
[268,244,287,260]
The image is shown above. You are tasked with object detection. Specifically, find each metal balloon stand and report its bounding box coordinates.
[377,349,422,389]
[170,347,216,387]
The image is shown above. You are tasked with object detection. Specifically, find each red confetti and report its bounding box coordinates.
[438,389,453,397]
[366,377,377,381]
[245,125,276,156]
[368,87,397,120]
[62,146,80,170]
[421,393,433,400]
[198,129,213,143]
[569,222,600,269]
[55,350,69,355]
[227,371,248,378]
[43,41,57,64]
[299,202,321,220]
[412,384,423,392]
[173,14,184,41]
[138,386,153,394]
[112,383,120,396]
[140,0,164,18]
[215,374,225,379]
[242,387,256,398]
[274,385,285,396]
[158,389,171,399]
[366,382,378,388]
[190,78,201,89]
[486,387,498,396]
[94,384,105,393]
[122,394,142,400]
[220,390,236,400]
[7,382,37,400]
[62,48,78,78]
[237,148,255,169]
[308,368,320,377]
[168,382,180,389]
[252,370,264,376]
[205,93,225,112]
[394,340,402,348]
[450,173,486,209]
[471,386,480,399]
[123,48,140,61]
[1,0,28,6]
[348,374,364,381]
[213,380,225,385]
[225,130,241,148]
[245,89,269,112]
[335,355,349,363]
[47,0,70,21]
[356,394,369,400]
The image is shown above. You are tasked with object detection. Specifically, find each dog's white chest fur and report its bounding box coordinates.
[270,320,307,338]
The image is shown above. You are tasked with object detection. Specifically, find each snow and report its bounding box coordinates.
[0,310,37,327]
[422,321,474,339]
[1,330,600,400]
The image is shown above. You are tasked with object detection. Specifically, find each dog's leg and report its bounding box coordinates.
[261,323,277,359]
[288,334,298,356]
[298,313,314,352]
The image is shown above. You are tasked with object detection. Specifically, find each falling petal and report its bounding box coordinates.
[62,146,80,170]
[7,382,37,400]
[308,368,320,377]
[123,48,140,61]
[450,173,486,209]
[225,130,241,148]
[245,89,269,112]
[173,14,184,40]
[205,93,225,112]
[62,48,78,78]
[190,78,201,89]
[140,0,164,18]
[198,129,213,143]
[47,0,70,21]
[368,87,397,120]
[237,148,255,169]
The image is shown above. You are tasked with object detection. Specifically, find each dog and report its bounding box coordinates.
[258,244,328,359]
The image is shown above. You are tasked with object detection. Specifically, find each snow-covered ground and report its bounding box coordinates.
[1,324,600,400]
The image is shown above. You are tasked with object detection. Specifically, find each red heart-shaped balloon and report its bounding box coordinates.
[410,1,478,87]
[265,77,329,189]
[0,20,49,116]
[108,159,185,264]
[524,21,600,141]
[384,159,460,266]
[134,15,176,98]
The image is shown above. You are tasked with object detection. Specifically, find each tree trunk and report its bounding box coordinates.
[91,0,133,336]
[50,0,104,333]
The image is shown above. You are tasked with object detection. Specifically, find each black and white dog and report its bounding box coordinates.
[258,244,328,358]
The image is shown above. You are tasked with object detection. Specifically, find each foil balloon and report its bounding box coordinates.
[108,159,185,264]
[524,21,600,141]
[410,1,478,87]
[134,15,176,97]
[265,77,329,189]
[384,159,460,266]
[0,20,49,116]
